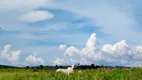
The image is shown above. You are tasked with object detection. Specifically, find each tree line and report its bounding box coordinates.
[0,64,131,70]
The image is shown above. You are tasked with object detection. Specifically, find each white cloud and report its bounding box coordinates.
[54,33,142,67]
[8,50,21,62]
[20,10,54,22]
[59,44,67,51]
[0,44,21,63]
[65,46,79,57]
[25,54,44,66]
[133,46,142,61]
[78,33,101,63]
[136,46,142,53]
[86,33,98,48]
[52,58,64,65]
[102,40,132,59]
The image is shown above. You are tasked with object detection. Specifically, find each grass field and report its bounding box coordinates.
[0,68,141,80]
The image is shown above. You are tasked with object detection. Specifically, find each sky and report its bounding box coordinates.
[0,0,142,67]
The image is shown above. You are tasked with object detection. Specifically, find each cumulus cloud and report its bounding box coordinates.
[86,33,98,48]
[0,45,45,66]
[136,46,142,53]
[20,10,54,22]
[54,33,142,67]
[25,54,44,66]
[59,44,67,51]
[65,46,79,57]
[52,58,64,65]
[0,44,21,63]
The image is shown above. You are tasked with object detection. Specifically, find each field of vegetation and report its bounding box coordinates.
[0,68,141,80]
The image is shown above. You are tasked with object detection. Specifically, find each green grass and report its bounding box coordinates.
[0,68,141,80]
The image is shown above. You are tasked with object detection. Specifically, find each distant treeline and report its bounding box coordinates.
[0,65,20,69]
[0,64,131,70]
[24,64,131,70]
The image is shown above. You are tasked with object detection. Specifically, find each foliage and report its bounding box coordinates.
[0,68,141,80]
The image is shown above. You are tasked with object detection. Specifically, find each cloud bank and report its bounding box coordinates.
[54,33,142,67]
[0,45,44,66]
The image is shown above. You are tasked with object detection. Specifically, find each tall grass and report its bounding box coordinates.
[0,68,141,80]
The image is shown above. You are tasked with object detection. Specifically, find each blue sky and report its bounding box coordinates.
[0,0,142,67]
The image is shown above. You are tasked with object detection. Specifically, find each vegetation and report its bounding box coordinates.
[0,67,141,80]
